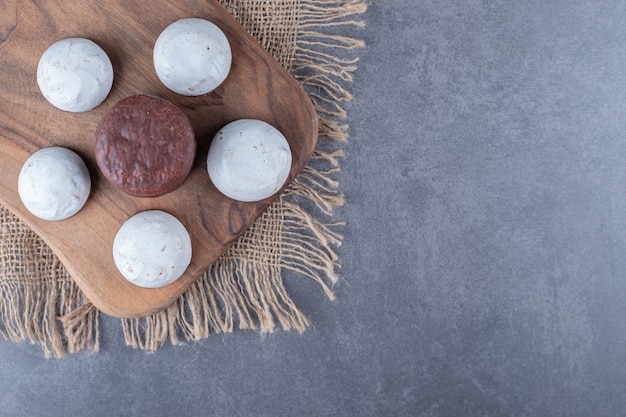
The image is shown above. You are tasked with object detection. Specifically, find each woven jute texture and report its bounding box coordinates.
[0,0,365,357]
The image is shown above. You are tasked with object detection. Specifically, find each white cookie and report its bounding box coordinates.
[207,119,292,202]
[154,18,232,96]
[18,147,91,221]
[113,210,192,289]
[37,38,113,112]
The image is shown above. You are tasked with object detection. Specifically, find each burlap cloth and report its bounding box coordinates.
[0,0,366,357]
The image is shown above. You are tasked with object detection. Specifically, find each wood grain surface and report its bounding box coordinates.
[0,0,318,318]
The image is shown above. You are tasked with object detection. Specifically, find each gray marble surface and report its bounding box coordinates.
[2,1,626,416]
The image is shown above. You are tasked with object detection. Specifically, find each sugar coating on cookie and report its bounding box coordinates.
[154,18,232,96]
[113,210,192,289]
[207,119,292,202]
[37,38,113,112]
[18,146,91,221]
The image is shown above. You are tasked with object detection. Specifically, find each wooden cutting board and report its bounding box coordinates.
[0,0,317,318]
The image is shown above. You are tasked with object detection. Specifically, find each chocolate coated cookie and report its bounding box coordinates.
[95,95,196,197]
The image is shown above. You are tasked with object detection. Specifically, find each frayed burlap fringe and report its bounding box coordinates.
[0,207,99,358]
[122,196,347,350]
[0,0,365,355]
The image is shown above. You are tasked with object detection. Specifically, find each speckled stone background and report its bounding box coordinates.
[2,1,626,416]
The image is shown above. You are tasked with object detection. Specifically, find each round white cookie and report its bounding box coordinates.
[18,147,91,221]
[153,18,232,96]
[207,119,292,202]
[37,38,113,112]
[113,210,192,289]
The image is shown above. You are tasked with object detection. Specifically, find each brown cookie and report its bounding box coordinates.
[95,95,196,197]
